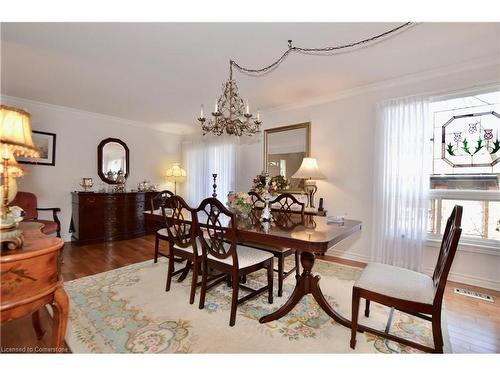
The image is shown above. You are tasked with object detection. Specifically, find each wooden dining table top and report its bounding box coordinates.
[144,208,362,255]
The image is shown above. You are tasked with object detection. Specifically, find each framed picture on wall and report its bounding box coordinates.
[17,130,57,166]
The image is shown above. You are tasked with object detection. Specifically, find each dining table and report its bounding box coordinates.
[144,207,362,328]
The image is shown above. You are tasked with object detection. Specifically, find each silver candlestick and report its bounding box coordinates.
[260,172,274,223]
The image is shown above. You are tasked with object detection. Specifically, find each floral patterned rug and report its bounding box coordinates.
[63,258,449,353]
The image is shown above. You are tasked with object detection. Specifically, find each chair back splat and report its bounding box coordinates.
[248,191,265,207]
[270,193,305,230]
[163,195,197,253]
[195,198,238,268]
[150,190,174,214]
[432,205,463,304]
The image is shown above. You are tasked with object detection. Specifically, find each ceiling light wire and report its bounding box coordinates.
[230,22,415,77]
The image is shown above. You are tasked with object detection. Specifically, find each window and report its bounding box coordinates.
[182,138,236,207]
[429,88,500,247]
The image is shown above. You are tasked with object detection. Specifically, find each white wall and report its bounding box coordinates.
[236,61,500,290]
[1,95,183,242]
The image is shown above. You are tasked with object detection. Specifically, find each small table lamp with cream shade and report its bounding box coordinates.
[165,162,186,195]
[291,157,325,208]
[0,105,40,249]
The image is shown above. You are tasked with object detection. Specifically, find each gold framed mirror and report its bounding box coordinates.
[264,122,311,192]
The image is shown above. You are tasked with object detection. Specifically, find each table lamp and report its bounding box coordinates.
[291,157,325,208]
[1,105,40,249]
[165,162,186,195]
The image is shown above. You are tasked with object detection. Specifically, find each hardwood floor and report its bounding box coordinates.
[1,235,498,353]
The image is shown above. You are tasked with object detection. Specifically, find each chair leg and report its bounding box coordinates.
[277,255,284,297]
[365,299,370,317]
[31,310,45,340]
[189,258,199,305]
[229,271,239,327]
[267,258,274,304]
[432,310,444,353]
[198,259,208,310]
[294,250,300,278]
[165,252,175,292]
[350,287,361,349]
[154,234,160,263]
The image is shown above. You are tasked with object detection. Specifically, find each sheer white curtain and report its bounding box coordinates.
[182,136,237,207]
[371,95,431,272]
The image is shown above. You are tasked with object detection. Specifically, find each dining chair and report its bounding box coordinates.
[350,205,463,353]
[150,190,174,263]
[246,192,303,297]
[196,197,274,326]
[163,195,201,304]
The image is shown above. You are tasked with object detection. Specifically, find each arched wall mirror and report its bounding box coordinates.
[97,138,130,184]
[264,122,311,192]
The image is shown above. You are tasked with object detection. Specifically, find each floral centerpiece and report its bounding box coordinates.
[251,173,290,196]
[227,192,252,218]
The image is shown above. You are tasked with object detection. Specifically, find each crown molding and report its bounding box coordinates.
[0,94,183,135]
[263,55,500,114]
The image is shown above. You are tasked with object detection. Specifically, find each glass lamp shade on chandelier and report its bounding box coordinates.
[292,157,325,208]
[165,163,186,194]
[0,105,40,249]
[198,64,261,137]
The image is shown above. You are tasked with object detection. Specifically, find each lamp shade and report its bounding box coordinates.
[0,105,40,158]
[291,157,325,180]
[165,163,186,183]
[0,153,24,177]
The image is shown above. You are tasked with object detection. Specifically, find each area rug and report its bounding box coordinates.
[62,258,449,353]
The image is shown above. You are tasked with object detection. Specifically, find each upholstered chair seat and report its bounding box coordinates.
[156,228,169,237]
[36,220,60,236]
[208,245,274,270]
[354,263,435,305]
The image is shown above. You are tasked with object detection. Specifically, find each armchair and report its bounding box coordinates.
[10,192,61,238]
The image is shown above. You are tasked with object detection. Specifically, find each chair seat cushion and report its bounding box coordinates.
[173,245,194,254]
[354,263,435,305]
[29,219,58,235]
[157,228,169,237]
[208,245,273,270]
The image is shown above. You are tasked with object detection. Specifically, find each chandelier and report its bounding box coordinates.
[197,22,414,137]
[198,63,261,137]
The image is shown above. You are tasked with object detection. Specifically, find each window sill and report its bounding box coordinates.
[426,237,500,256]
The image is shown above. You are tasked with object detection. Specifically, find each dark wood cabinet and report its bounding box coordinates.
[71,192,155,244]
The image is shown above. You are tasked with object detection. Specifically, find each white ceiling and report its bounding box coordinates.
[1,22,499,134]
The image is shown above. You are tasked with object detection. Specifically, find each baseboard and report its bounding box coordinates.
[424,266,499,291]
[327,248,369,264]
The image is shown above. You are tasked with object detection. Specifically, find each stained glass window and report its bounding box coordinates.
[429,89,500,245]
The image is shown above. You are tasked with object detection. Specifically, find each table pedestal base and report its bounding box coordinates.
[259,251,351,329]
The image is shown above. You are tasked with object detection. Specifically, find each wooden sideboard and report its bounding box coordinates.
[70,191,156,244]
[1,222,67,351]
